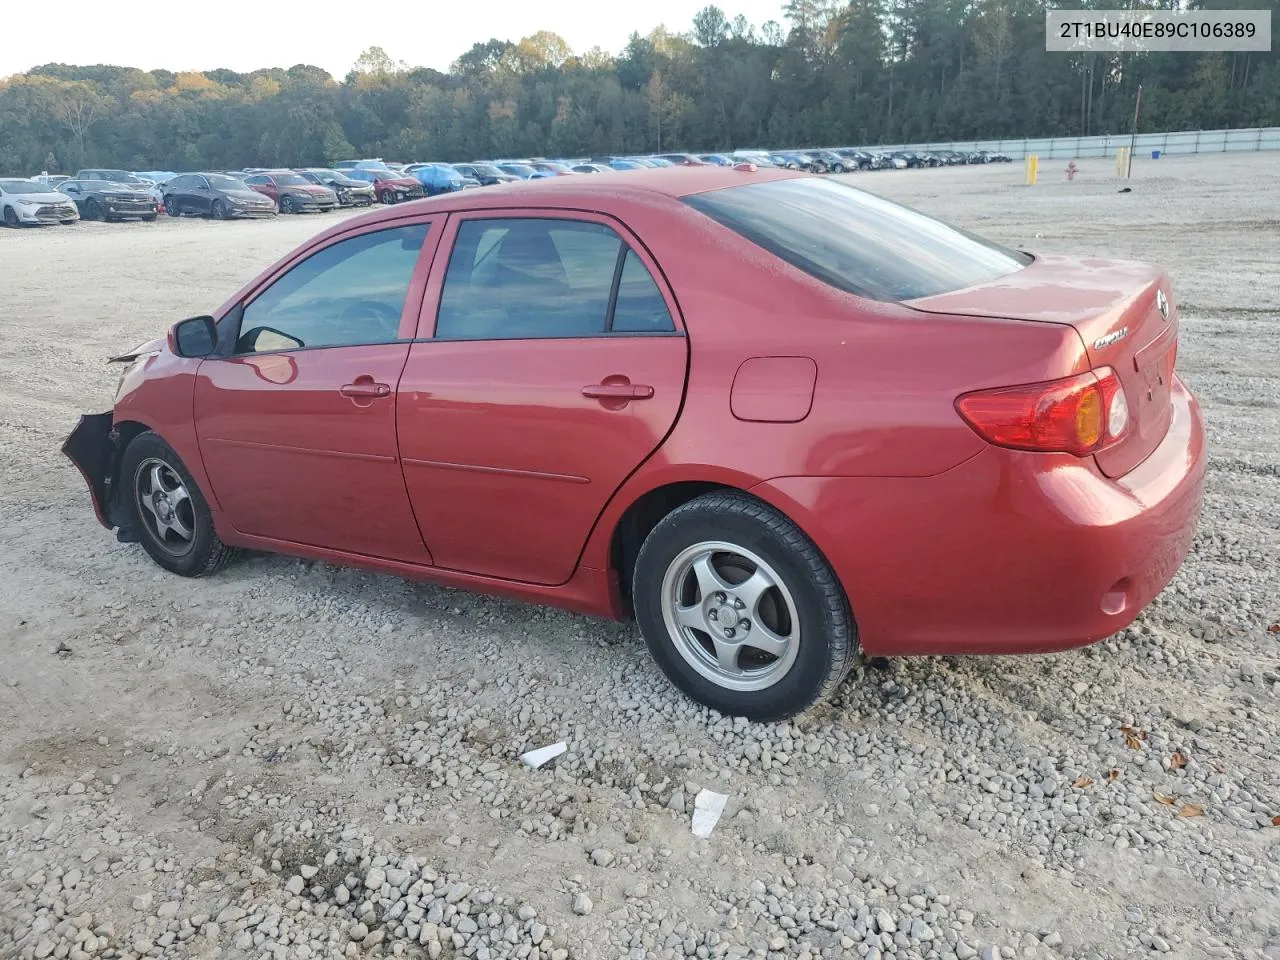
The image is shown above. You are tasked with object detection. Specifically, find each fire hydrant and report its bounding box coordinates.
[1066,161,1078,181]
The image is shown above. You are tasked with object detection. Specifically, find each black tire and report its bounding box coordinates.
[165,196,181,217]
[85,198,103,221]
[211,199,227,220]
[120,431,236,577]
[3,206,18,227]
[378,190,393,205]
[280,194,296,214]
[632,491,858,721]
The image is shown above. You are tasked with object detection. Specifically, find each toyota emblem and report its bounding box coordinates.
[1156,289,1169,321]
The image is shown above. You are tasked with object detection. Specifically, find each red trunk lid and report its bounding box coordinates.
[907,254,1178,478]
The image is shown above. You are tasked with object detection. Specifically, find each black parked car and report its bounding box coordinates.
[834,150,874,170]
[58,180,157,221]
[807,150,856,173]
[295,168,376,206]
[162,173,277,219]
[451,163,518,186]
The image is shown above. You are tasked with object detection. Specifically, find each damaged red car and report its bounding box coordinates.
[63,168,1205,720]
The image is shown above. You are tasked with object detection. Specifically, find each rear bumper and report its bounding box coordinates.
[754,377,1206,656]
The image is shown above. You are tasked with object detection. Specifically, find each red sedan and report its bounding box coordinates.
[63,168,1205,720]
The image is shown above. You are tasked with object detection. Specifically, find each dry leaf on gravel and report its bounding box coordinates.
[1154,793,1177,806]
[1121,726,1147,750]
[1272,815,1280,827]
[1178,804,1206,817]
[1107,769,1121,782]
[1267,622,1280,633]
[1171,752,1188,770]
[1073,776,1094,788]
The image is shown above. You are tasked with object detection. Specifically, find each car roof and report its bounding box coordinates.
[339,166,800,227]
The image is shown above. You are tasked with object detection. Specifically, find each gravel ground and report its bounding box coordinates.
[1,154,1277,960]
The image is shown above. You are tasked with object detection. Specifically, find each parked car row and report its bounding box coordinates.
[4,146,1012,228]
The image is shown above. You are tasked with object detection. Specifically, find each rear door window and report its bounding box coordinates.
[436,218,620,339]
[684,177,1030,302]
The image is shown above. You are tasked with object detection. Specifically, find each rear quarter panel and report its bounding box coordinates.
[579,197,1088,569]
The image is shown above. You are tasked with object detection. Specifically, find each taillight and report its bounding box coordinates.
[956,368,1128,457]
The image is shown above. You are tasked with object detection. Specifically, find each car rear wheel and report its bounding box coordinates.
[121,431,236,577]
[632,492,858,720]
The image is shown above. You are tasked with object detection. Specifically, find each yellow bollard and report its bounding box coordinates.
[1115,147,1131,178]
[1024,154,1039,185]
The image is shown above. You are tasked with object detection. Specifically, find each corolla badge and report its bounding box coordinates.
[1093,326,1129,350]
[1156,289,1170,320]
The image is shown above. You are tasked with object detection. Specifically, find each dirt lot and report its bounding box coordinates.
[1,154,1277,960]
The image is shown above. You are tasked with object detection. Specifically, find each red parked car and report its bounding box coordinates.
[63,168,1205,720]
[343,168,425,204]
[242,171,338,214]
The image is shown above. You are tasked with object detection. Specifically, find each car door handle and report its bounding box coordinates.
[582,383,654,400]
[340,380,391,398]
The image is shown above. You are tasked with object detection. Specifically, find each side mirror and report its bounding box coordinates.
[172,315,218,358]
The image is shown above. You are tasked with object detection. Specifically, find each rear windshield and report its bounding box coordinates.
[684,177,1030,302]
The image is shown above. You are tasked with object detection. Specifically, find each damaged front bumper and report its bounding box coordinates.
[61,413,138,542]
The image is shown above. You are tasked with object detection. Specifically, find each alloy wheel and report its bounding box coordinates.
[660,541,800,692]
[134,457,196,557]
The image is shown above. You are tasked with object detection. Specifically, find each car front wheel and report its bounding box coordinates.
[121,431,236,577]
[165,197,180,217]
[633,492,858,720]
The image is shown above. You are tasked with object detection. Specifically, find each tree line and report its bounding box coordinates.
[2,0,1277,175]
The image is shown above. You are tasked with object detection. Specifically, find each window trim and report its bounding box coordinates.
[416,208,683,341]
[211,214,443,358]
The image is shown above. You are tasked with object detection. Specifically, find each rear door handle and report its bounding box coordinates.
[581,383,654,400]
[340,380,391,398]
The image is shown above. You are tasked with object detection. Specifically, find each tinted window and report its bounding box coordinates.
[436,218,623,340]
[237,224,429,353]
[245,175,268,185]
[612,251,675,333]
[685,177,1030,302]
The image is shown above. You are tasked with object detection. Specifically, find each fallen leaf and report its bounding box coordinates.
[1154,792,1177,806]
[1271,815,1280,827]
[1120,726,1147,750]
[1073,775,1094,788]
[1171,752,1187,770]
[1177,803,1205,818]
[1267,622,1280,634]
[1106,769,1121,782]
